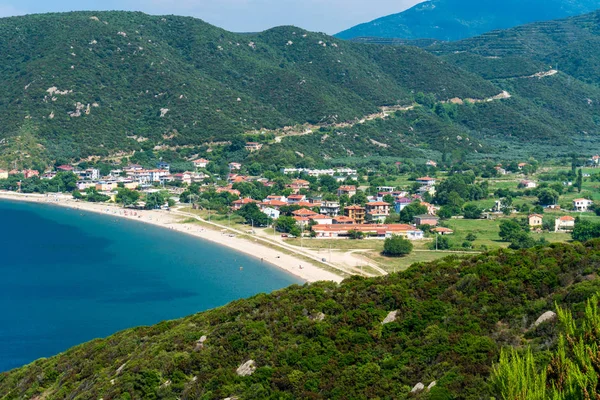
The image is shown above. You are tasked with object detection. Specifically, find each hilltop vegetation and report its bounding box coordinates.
[336,0,600,41]
[3,241,600,398]
[0,11,496,167]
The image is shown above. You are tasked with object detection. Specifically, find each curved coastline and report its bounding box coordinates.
[0,191,343,283]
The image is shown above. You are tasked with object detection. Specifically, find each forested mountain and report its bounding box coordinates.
[0,11,495,165]
[336,0,600,41]
[2,241,600,399]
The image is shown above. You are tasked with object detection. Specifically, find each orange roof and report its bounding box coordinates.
[558,216,576,221]
[261,200,287,207]
[293,209,318,216]
[433,227,454,233]
[313,224,418,233]
[233,198,258,205]
[333,216,355,222]
[416,176,435,181]
[296,201,315,207]
[574,198,591,202]
[338,185,356,190]
[366,201,391,206]
[193,158,209,163]
[345,205,365,210]
[529,214,543,219]
[288,194,306,199]
[292,179,310,185]
[310,215,331,220]
[293,216,311,222]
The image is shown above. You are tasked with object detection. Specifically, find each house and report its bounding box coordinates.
[96,181,118,192]
[262,207,281,220]
[216,187,241,196]
[0,170,8,180]
[192,158,210,169]
[426,160,438,168]
[78,168,100,181]
[260,200,288,210]
[23,170,39,179]
[173,173,192,185]
[245,142,263,152]
[589,155,600,166]
[123,164,143,172]
[421,202,437,215]
[232,198,258,210]
[57,165,74,172]
[333,216,355,224]
[416,176,436,186]
[292,208,318,218]
[291,179,310,189]
[228,162,242,171]
[77,181,96,191]
[309,215,333,225]
[312,224,424,240]
[495,166,507,175]
[432,227,454,235]
[395,197,413,213]
[377,186,395,193]
[320,201,341,217]
[413,214,440,226]
[573,198,594,212]
[287,194,307,204]
[555,216,576,232]
[520,180,537,189]
[337,185,357,197]
[156,161,170,171]
[365,201,391,223]
[518,163,528,170]
[344,205,366,224]
[528,214,544,228]
[266,195,287,203]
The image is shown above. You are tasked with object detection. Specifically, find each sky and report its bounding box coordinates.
[0,0,423,34]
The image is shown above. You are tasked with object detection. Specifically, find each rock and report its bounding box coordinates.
[116,363,126,375]
[160,380,171,388]
[382,310,398,325]
[411,382,425,393]
[428,381,437,390]
[310,312,325,321]
[533,311,557,328]
[194,335,208,351]
[236,360,256,377]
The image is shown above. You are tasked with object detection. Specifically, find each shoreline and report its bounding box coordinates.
[0,191,343,283]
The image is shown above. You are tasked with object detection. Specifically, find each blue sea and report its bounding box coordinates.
[0,200,301,371]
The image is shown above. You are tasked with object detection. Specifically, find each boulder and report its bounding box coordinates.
[382,310,398,325]
[236,360,256,377]
[428,381,437,390]
[533,311,557,328]
[411,382,425,393]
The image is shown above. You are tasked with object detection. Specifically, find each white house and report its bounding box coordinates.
[520,180,537,189]
[555,216,576,232]
[262,207,280,220]
[193,158,210,169]
[573,198,594,212]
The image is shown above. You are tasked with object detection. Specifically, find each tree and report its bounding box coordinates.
[463,204,483,219]
[429,235,450,250]
[145,192,167,210]
[400,202,428,223]
[383,235,413,257]
[275,216,297,233]
[508,231,537,250]
[499,219,525,242]
[572,220,600,242]
[537,188,559,206]
[576,169,583,193]
[466,233,477,242]
[237,203,271,227]
[348,230,365,240]
[116,188,141,207]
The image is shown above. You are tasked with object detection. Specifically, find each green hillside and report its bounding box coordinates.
[1,242,600,399]
[0,11,497,165]
[336,0,600,41]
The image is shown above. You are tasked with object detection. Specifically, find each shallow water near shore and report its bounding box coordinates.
[0,200,301,371]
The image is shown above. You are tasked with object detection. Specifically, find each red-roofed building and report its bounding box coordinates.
[365,201,391,223]
[528,214,544,228]
[333,216,355,224]
[312,224,423,240]
[23,169,39,179]
[287,194,307,204]
[260,200,288,209]
[432,227,454,235]
[232,198,259,210]
[416,177,436,186]
[555,216,576,232]
[216,187,241,197]
[57,165,74,172]
[309,215,333,225]
[344,205,366,224]
[293,208,318,217]
[192,158,210,169]
[337,185,357,197]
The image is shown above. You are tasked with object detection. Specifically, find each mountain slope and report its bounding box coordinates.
[0,11,497,164]
[336,0,600,41]
[2,242,600,399]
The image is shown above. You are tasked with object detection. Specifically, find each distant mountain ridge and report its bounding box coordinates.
[336,0,600,41]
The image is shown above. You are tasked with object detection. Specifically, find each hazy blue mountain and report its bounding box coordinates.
[336,0,600,41]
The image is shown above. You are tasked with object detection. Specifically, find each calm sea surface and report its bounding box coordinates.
[0,200,301,371]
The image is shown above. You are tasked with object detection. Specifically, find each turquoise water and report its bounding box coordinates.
[0,200,301,371]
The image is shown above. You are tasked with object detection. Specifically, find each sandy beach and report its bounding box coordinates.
[0,191,344,283]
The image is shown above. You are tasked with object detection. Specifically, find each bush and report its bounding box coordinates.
[383,235,413,257]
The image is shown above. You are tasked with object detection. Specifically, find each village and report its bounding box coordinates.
[2,150,600,272]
